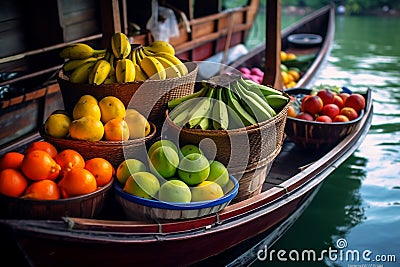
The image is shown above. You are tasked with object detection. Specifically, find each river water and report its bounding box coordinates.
[249,10,400,267]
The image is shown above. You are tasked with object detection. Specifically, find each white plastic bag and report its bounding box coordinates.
[146,0,179,42]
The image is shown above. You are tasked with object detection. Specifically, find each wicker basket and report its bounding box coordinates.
[285,88,365,150]
[57,61,198,128]
[163,97,289,170]
[163,96,289,200]
[0,179,112,220]
[114,175,239,221]
[39,122,157,168]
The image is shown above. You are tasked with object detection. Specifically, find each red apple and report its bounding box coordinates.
[296,112,314,121]
[317,89,336,105]
[340,107,358,121]
[302,95,323,115]
[321,103,340,120]
[333,95,345,109]
[333,115,350,122]
[316,115,332,123]
[339,92,350,103]
[345,93,365,113]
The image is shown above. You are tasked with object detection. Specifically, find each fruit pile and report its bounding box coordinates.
[59,32,188,84]
[288,87,366,123]
[44,94,151,141]
[0,141,113,200]
[116,141,231,203]
[280,51,301,89]
[167,74,289,130]
[237,51,301,89]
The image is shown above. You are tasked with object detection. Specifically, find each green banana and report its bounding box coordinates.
[231,81,271,122]
[265,94,290,112]
[69,60,97,83]
[88,59,111,85]
[186,87,214,128]
[62,57,99,73]
[60,43,106,60]
[234,81,276,119]
[115,58,136,83]
[111,32,132,59]
[212,87,229,130]
[225,85,256,127]
[242,78,284,97]
[171,106,191,127]
[167,84,210,109]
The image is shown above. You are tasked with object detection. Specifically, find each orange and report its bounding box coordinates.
[58,168,97,197]
[85,158,114,187]
[23,179,61,200]
[103,118,130,141]
[0,169,28,197]
[21,150,61,181]
[287,106,296,117]
[25,141,58,159]
[0,152,24,171]
[55,149,85,176]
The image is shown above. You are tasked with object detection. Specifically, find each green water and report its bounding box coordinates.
[250,14,400,267]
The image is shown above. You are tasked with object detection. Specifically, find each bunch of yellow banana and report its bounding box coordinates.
[59,32,189,84]
[167,74,289,130]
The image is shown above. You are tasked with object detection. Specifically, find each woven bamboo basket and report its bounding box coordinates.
[163,96,289,200]
[285,88,365,150]
[39,122,156,168]
[0,179,112,220]
[163,98,289,170]
[114,175,239,221]
[57,61,198,129]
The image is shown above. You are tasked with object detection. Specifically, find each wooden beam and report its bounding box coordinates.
[99,0,121,47]
[262,0,283,90]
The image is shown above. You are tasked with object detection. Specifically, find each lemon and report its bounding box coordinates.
[69,116,104,141]
[149,146,179,179]
[180,144,203,157]
[158,179,191,203]
[206,160,229,188]
[280,51,287,61]
[73,95,101,120]
[178,153,210,186]
[286,53,297,60]
[116,159,147,185]
[99,96,126,124]
[44,113,72,138]
[148,140,179,157]
[191,181,224,202]
[124,109,151,139]
[104,118,130,141]
[123,171,160,199]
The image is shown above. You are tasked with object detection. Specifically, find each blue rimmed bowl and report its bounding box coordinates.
[114,175,239,221]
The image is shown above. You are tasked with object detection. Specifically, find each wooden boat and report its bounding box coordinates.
[0,2,371,267]
[230,4,335,89]
[0,89,373,267]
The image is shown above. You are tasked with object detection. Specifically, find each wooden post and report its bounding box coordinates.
[99,0,122,47]
[262,0,283,90]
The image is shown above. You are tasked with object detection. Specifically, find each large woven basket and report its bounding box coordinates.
[39,122,156,168]
[164,97,289,170]
[0,179,112,220]
[163,97,289,200]
[57,61,198,128]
